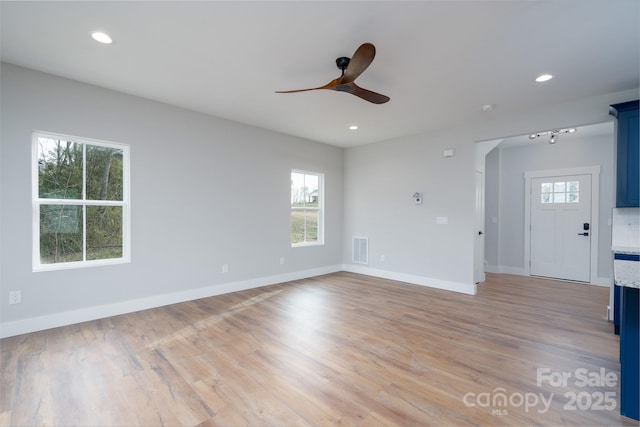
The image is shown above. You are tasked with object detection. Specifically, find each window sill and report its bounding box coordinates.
[33,257,130,272]
[291,242,324,248]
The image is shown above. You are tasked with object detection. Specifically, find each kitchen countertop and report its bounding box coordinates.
[612,246,640,255]
[614,259,640,289]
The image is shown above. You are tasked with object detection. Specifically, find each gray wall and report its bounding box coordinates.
[343,128,477,289]
[484,130,615,281]
[1,61,636,335]
[342,93,633,291]
[1,63,343,328]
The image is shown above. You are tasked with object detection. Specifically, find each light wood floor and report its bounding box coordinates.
[0,272,635,426]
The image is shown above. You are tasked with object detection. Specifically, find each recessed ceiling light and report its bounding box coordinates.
[91,32,112,44]
[535,74,553,83]
[349,125,358,130]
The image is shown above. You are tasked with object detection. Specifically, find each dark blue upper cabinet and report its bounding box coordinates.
[610,100,640,207]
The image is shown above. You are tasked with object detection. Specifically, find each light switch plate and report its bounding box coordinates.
[9,290,21,305]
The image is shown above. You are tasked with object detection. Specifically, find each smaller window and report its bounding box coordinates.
[541,180,579,204]
[291,170,324,246]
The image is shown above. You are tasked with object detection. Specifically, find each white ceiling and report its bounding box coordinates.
[1,1,638,148]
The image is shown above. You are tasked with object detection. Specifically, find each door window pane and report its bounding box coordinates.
[553,182,566,193]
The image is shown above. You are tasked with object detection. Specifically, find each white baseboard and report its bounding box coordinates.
[16,263,592,338]
[485,264,501,274]
[485,264,528,276]
[486,265,612,288]
[0,265,342,339]
[496,266,529,276]
[591,277,612,287]
[342,264,477,295]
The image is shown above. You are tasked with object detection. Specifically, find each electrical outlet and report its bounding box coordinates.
[279,257,285,265]
[9,290,21,305]
[380,254,386,262]
[222,263,229,273]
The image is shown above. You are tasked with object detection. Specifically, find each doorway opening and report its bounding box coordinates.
[474,121,614,286]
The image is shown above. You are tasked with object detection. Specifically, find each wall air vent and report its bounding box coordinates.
[352,236,369,264]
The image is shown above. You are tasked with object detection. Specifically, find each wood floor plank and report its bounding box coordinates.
[0,272,633,426]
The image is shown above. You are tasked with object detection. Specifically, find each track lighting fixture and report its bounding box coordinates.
[528,128,576,144]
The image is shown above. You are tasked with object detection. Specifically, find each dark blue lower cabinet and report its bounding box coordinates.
[620,286,639,421]
[614,284,621,335]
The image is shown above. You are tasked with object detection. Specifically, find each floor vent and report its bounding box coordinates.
[352,236,369,264]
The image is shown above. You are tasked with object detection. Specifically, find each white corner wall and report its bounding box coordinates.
[342,128,478,295]
[0,63,343,337]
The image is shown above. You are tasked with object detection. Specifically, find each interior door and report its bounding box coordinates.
[530,174,592,282]
[474,171,486,283]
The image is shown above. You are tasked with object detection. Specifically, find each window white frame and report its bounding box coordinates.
[32,131,131,271]
[291,169,324,247]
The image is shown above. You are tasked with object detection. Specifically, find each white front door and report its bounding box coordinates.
[530,174,592,282]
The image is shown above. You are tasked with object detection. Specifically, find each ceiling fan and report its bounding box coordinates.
[276,43,390,104]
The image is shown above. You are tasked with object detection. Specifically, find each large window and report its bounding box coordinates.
[33,132,130,271]
[291,170,324,246]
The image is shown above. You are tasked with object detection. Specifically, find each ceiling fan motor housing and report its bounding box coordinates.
[336,57,350,72]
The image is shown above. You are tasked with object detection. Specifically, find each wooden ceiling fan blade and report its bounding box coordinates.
[340,43,376,84]
[276,79,338,94]
[276,43,388,104]
[348,83,390,104]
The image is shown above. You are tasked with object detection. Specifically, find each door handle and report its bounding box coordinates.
[578,232,589,236]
